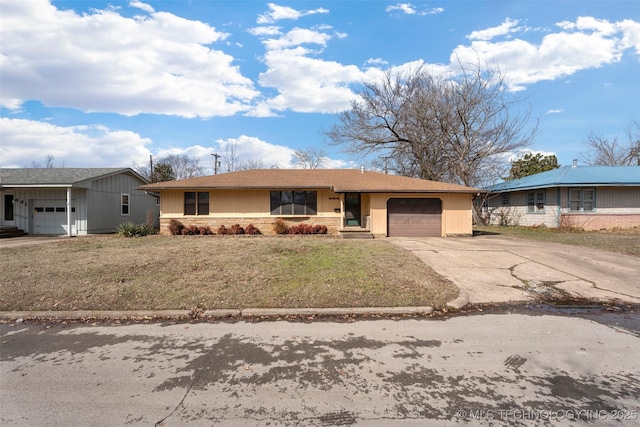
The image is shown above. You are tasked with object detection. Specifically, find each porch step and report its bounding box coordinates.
[0,226,27,238]
[340,229,374,239]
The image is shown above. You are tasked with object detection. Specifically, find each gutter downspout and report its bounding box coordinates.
[557,186,561,228]
[66,187,72,237]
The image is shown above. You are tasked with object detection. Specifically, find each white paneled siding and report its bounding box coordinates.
[87,173,158,233]
[488,186,640,229]
[4,172,159,235]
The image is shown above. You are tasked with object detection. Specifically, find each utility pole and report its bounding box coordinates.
[149,155,154,182]
[211,153,221,175]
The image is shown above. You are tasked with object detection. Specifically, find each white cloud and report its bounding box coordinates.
[386,3,417,15]
[211,135,353,170]
[257,3,329,24]
[129,0,154,13]
[386,4,443,16]
[250,21,365,116]
[263,27,333,50]
[365,58,389,66]
[248,25,281,36]
[545,109,563,115]
[251,47,364,116]
[0,0,258,118]
[0,118,152,168]
[453,17,640,91]
[424,8,444,16]
[214,135,296,169]
[467,18,521,41]
[617,19,640,55]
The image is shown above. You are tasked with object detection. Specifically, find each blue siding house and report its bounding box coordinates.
[485,165,640,230]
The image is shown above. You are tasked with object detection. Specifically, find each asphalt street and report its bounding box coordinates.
[2,310,639,426]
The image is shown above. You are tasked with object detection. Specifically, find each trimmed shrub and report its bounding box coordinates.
[198,226,213,235]
[287,223,328,235]
[245,223,261,235]
[181,224,201,235]
[116,222,156,238]
[273,218,288,234]
[313,225,328,234]
[217,225,229,235]
[230,224,245,235]
[168,219,184,236]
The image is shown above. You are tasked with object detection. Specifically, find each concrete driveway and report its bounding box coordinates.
[0,235,71,248]
[390,235,640,307]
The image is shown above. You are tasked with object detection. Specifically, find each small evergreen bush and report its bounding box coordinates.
[116,222,156,238]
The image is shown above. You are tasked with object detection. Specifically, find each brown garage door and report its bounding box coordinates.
[387,198,442,237]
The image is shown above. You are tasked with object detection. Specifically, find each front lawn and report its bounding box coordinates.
[0,235,458,311]
[474,225,640,257]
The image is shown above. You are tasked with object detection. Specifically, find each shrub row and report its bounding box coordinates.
[272,219,328,235]
[167,219,261,236]
[116,222,157,238]
[217,224,262,235]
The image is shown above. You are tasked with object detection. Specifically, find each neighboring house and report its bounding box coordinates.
[0,168,160,236]
[485,165,640,230]
[139,168,481,237]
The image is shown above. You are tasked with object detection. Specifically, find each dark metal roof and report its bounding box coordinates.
[0,168,148,187]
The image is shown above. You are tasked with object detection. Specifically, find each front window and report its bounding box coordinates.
[121,194,130,216]
[184,192,209,216]
[527,191,545,213]
[570,188,595,212]
[271,191,317,215]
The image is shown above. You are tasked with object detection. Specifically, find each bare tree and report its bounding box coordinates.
[134,154,204,181]
[239,159,265,170]
[158,154,204,179]
[325,61,538,188]
[220,141,242,172]
[581,120,640,166]
[30,154,57,168]
[292,147,328,169]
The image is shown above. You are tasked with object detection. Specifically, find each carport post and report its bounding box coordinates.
[66,187,72,237]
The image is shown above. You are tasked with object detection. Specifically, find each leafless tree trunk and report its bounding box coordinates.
[581,120,640,166]
[325,61,538,189]
[160,154,204,179]
[240,159,265,170]
[292,147,328,169]
[220,142,241,172]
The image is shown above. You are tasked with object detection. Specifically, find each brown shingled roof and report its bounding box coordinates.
[139,169,481,193]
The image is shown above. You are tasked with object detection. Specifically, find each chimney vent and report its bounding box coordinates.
[360,165,365,173]
[572,159,578,167]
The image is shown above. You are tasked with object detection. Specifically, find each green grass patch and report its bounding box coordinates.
[0,235,458,311]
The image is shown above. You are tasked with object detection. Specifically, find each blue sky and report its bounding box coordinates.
[1,0,639,174]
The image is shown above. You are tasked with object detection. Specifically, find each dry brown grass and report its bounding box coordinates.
[0,235,458,311]
[474,225,640,257]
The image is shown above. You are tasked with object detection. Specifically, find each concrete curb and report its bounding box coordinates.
[446,292,469,310]
[0,306,434,321]
[236,306,434,317]
[0,310,192,320]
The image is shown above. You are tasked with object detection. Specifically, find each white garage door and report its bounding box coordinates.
[33,199,72,235]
